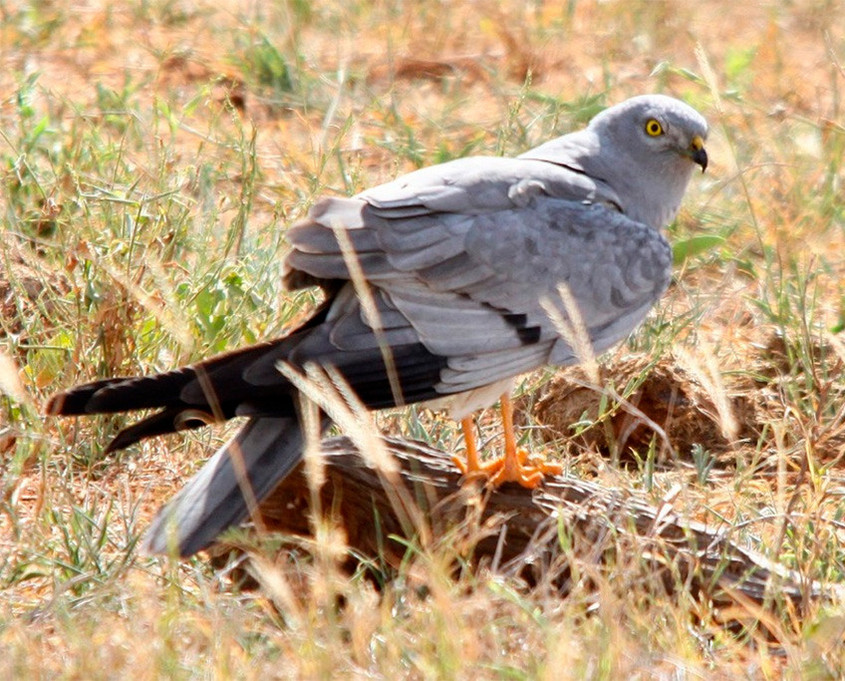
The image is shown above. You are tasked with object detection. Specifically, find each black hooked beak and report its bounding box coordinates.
[687,135,708,172]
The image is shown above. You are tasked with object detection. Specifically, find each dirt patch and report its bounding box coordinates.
[532,353,762,465]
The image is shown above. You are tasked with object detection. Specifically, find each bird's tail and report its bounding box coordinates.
[143,416,311,557]
[43,338,299,453]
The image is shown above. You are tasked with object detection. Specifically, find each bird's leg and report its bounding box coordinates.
[453,393,563,488]
[452,416,511,479]
[462,416,481,472]
[452,417,483,475]
[492,392,541,486]
[486,393,562,488]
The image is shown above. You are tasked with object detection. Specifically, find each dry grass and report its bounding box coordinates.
[2,0,845,677]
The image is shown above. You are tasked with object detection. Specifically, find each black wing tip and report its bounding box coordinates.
[103,430,134,454]
[102,407,213,454]
[44,376,141,416]
[44,386,99,416]
[44,392,65,416]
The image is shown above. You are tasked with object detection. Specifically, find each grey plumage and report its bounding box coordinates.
[144,417,305,556]
[46,94,708,557]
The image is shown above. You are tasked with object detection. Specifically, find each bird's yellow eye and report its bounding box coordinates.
[644,119,664,136]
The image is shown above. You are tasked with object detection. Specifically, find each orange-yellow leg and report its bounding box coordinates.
[451,417,515,476]
[451,393,563,488]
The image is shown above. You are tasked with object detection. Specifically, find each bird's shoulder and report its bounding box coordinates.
[357,155,618,215]
[284,158,668,302]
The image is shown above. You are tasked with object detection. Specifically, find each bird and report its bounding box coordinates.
[46,94,709,558]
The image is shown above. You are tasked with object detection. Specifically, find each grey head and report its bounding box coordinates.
[522,94,709,229]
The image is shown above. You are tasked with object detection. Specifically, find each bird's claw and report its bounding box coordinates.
[455,448,562,489]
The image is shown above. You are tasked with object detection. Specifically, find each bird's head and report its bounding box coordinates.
[586,94,709,227]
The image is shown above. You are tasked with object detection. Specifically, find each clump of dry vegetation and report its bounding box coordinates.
[2,0,845,677]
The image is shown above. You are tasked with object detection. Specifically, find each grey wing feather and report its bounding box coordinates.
[360,156,615,214]
[285,155,670,399]
[284,156,621,282]
[143,417,309,557]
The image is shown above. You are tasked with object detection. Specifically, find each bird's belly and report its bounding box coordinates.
[423,377,515,421]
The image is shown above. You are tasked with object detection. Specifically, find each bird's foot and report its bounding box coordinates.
[487,448,563,488]
[452,448,562,489]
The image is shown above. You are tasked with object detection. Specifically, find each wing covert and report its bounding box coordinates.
[283,157,669,397]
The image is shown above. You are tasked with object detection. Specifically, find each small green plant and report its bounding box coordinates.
[690,442,716,485]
